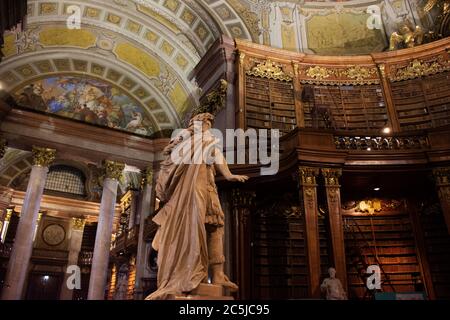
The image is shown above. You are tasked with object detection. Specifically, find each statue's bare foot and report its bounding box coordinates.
[212,273,238,292]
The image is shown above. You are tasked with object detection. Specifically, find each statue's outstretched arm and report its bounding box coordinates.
[213,148,249,183]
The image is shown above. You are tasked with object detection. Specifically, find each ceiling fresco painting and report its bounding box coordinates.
[14,76,156,136]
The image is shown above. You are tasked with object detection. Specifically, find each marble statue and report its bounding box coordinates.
[146,111,249,300]
[320,267,347,300]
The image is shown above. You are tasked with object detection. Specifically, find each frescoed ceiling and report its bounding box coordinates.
[0,0,437,134]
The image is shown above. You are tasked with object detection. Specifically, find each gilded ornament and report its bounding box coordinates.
[246,59,292,82]
[433,167,450,185]
[32,146,56,167]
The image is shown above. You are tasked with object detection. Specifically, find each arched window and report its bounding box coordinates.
[44,165,86,196]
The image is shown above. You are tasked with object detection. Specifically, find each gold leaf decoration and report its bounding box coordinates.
[246,59,292,82]
[305,66,335,80]
[391,58,450,81]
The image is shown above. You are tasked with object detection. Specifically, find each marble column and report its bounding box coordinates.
[299,166,321,298]
[433,167,450,234]
[1,146,56,300]
[60,217,86,300]
[134,166,154,300]
[88,160,124,300]
[322,168,347,292]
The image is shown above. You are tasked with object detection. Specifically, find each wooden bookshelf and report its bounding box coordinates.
[302,84,388,131]
[252,215,308,299]
[245,75,297,136]
[343,214,422,299]
[391,71,450,130]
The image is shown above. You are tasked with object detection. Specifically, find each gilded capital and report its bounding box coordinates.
[32,146,56,167]
[433,167,450,186]
[322,168,342,187]
[5,208,13,221]
[141,166,153,187]
[239,51,246,64]
[72,217,86,231]
[0,138,7,159]
[299,166,319,186]
[102,160,125,181]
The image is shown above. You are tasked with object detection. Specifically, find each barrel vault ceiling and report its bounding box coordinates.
[0,0,436,133]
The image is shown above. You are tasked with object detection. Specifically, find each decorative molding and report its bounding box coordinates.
[72,217,86,231]
[390,57,450,81]
[334,135,430,150]
[342,199,403,215]
[300,65,380,85]
[246,59,292,82]
[32,146,56,167]
[102,160,125,181]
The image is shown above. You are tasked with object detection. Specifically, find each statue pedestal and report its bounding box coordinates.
[168,284,234,300]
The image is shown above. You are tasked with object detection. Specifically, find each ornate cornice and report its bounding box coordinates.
[389,57,450,81]
[321,168,342,187]
[102,160,125,181]
[32,146,56,167]
[246,59,292,82]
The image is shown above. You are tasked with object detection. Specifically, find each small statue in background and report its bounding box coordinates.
[389,22,425,50]
[321,267,347,300]
[113,264,129,300]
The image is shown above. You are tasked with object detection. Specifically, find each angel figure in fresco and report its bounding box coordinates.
[146,83,248,300]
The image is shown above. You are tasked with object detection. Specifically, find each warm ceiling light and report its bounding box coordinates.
[373,187,380,191]
[0,82,3,91]
[367,147,371,151]
[382,127,391,134]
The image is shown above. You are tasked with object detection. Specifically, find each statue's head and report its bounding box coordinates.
[328,267,336,278]
[188,112,215,131]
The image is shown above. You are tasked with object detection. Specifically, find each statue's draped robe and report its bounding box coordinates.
[146,130,219,300]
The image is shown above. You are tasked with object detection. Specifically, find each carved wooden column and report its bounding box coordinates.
[1,146,56,300]
[377,64,400,132]
[299,166,321,298]
[236,51,246,130]
[231,189,255,300]
[134,166,155,300]
[88,160,124,300]
[60,217,86,300]
[321,168,347,291]
[292,63,305,128]
[433,167,450,234]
